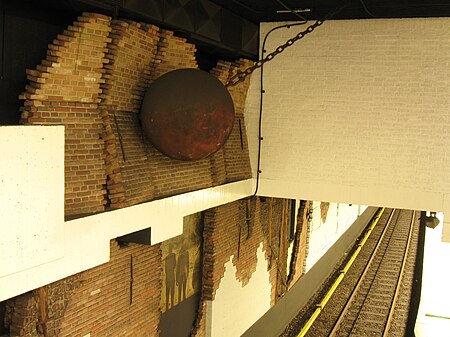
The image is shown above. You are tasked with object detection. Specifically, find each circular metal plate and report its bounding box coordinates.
[140,68,235,161]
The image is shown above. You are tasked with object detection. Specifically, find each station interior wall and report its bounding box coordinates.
[245,18,450,242]
[1,15,447,337]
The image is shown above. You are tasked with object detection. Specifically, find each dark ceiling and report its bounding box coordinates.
[213,0,450,22]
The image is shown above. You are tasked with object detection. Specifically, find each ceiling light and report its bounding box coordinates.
[276,9,311,14]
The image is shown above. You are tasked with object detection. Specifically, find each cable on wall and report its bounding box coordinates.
[252,20,306,196]
[251,1,349,196]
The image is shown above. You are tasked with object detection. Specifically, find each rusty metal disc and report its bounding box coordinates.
[140,68,235,161]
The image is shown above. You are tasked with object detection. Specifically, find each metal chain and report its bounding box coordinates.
[226,5,346,87]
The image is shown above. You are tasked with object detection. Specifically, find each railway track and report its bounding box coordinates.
[283,208,421,337]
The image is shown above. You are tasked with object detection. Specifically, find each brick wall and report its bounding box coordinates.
[20,12,254,215]
[4,241,161,337]
[4,275,81,337]
[193,197,308,336]
[258,198,290,305]
[99,20,161,208]
[57,242,161,337]
[287,200,311,288]
[246,18,450,212]
[98,21,253,206]
[143,31,213,200]
[19,13,111,217]
[211,60,253,183]
[4,292,39,337]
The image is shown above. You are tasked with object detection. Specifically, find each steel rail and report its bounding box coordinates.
[296,207,386,337]
[382,211,416,336]
[328,208,397,337]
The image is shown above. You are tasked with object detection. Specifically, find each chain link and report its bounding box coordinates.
[226,4,346,87]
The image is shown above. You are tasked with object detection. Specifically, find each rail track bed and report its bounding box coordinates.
[282,209,421,337]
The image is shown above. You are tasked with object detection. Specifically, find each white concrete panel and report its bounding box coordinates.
[211,244,271,337]
[245,19,450,232]
[0,126,64,277]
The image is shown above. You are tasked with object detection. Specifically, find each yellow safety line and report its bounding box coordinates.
[296,207,385,337]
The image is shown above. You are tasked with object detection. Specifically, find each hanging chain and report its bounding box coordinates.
[226,5,346,87]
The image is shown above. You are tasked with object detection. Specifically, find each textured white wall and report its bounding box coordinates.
[211,244,271,337]
[245,18,450,240]
[305,202,366,271]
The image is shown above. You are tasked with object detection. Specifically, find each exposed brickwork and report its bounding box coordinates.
[20,13,111,105]
[4,293,39,337]
[287,200,311,289]
[99,21,252,206]
[211,60,253,182]
[233,198,261,286]
[149,30,197,80]
[19,13,111,217]
[193,197,299,336]
[100,108,127,207]
[43,276,82,337]
[98,20,161,208]
[144,30,215,200]
[259,198,291,305]
[303,201,313,272]
[209,148,227,186]
[58,241,162,337]
[20,12,253,214]
[6,242,162,337]
[22,102,107,216]
[320,201,330,223]
[101,20,160,112]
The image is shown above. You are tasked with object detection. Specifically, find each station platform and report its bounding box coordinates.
[415,212,450,337]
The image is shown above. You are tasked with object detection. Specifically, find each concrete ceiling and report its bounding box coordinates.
[212,0,450,22]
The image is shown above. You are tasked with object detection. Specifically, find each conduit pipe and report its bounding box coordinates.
[296,207,386,337]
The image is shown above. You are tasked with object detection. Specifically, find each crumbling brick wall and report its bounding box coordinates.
[5,242,162,337]
[99,20,161,208]
[259,198,290,305]
[143,31,213,200]
[99,21,254,206]
[19,13,111,218]
[287,200,311,289]
[210,60,253,183]
[4,292,39,337]
[20,12,254,216]
[193,197,303,336]
[57,241,162,337]
[4,275,81,337]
